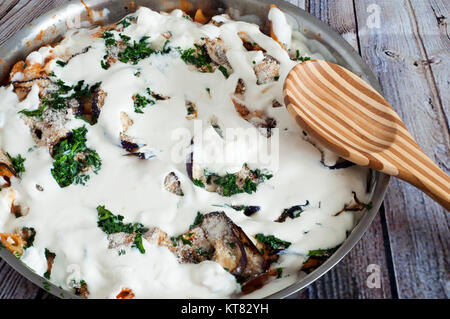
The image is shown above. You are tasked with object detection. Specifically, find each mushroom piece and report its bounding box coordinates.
[203,37,232,70]
[231,98,277,138]
[12,77,55,101]
[164,172,184,196]
[253,56,280,85]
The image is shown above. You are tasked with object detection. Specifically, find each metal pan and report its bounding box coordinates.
[0,0,390,299]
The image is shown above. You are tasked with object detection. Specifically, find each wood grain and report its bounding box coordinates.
[0,0,448,299]
[354,0,449,298]
[284,59,450,209]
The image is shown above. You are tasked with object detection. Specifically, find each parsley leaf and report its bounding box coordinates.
[133,89,155,113]
[51,126,102,187]
[7,153,26,176]
[190,212,204,228]
[96,205,147,254]
[295,50,311,63]
[255,234,291,250]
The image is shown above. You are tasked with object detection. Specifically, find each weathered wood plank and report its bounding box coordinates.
[0,259,40,299]
[354,0,449,299]
[308,0,360,51]
[286,0,308,11]
[288,0,394,299]
[0,0,67,46]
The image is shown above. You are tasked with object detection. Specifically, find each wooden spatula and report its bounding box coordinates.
[283,60,450,210]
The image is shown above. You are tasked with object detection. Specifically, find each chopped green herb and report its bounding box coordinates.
[306,247,339,257]
[19,79,101,117]
[228,242,236,249]
[365,202,373,210]
[296,50,311,63]
[100,59,109,70]
[255,234,291,250]
[119,33,131,43]
[274,75,280,81]
[51,126,102,188]
[7,153,25,176]
[218,65,229,78]
[101,30,116,46]
[276,267,283,278]
[97,205,144,235]
[18,104,47,118]
[190,212,204,228]
[133,91,155,113]
[132,233,145,254]
[170,234,192,246]
[118,16,132,28]
[43,281,51,291]
[179,45,213,72]
[192,179,205,188]
[56,60,67,67]
[119,36,158,64]
[96,205,147,254]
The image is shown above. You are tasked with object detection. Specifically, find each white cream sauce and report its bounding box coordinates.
[0,7,370,298]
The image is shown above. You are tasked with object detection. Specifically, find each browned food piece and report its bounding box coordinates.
[238,32,266,52]
[75,85,106,124]
[11,203,28,218]
[194,8,209,24]
[74,281,89,299]
[268,4,287,50]
[21,110,71,153]
[116,288,135,299]
[164,172,184,196]
[254,56,280,85]
[185,101,198,120]
[107,232,134,249]
[208,14,231,27]
[199,212,265,279]
[234,78,246,98]
[20,227,36,248]
[12,77,55,101]
[120,133,141,152]
[0,150,16,187]
[44,248,56,278]
[203,38,231,70]
[0,233,26,257]
[231,98,277,138]
[240,268,280,295]
[334,192,370,216]
[272,99,282,108]
[275,201,310,223]
[301,247,339,274]
[120,112,134,133]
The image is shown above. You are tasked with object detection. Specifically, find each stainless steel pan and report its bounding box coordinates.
[0,0,390,299]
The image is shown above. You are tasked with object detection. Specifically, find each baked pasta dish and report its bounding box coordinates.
[0,5,372,298]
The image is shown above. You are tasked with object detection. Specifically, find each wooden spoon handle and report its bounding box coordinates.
[380,139,450,210]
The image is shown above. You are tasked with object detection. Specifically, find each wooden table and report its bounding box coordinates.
[0,0,448,299]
